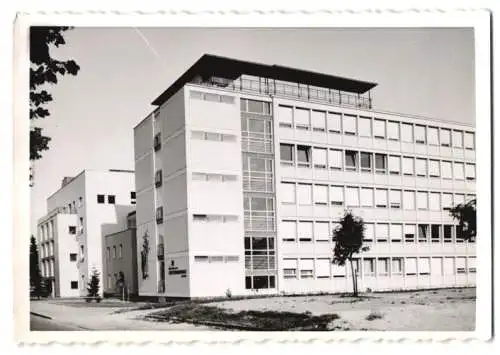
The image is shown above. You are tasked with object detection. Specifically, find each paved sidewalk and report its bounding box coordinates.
[30,300,210,330]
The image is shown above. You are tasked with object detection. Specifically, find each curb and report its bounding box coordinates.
[30,312,52,320]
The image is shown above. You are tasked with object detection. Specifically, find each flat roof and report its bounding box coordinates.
[151,54,378,106]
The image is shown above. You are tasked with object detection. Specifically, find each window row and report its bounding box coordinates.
[106,244,123,260]
[280,182,475,211]
[191,130,237,142]
[194,255,240,263]
[97,194,116,204]
[192,172,238,182]
[192,214,239,223]
[280,220,474,244]
[283,256,476,279]
[277,105,475,149]
[190,90,235,104]
[279,144,476,180]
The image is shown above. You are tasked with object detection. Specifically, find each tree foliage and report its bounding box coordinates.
[449,199,476,242]
[29,235,43,299]
[30,27,80,161]
[332,211,369,296]
[87,268,100,297]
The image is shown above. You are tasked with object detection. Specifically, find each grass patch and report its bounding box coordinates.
[145,304,340,331]
[365,312,384,321]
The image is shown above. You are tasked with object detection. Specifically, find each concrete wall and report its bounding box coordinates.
[54,214,80,297]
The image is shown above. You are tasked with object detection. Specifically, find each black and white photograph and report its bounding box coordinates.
[12,9,492,344]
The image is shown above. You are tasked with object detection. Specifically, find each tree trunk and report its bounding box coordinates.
[349,258,357,297]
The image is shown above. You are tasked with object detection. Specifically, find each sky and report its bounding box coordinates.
[29,27,475,232]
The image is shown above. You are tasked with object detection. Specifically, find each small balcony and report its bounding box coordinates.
[153,133,161,152]
[157,243,164,260]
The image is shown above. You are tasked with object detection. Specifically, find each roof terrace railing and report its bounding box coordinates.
[194,76,372,109]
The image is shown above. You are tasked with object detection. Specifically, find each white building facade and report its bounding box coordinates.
[37,169,136,297]
[134,54,476,299]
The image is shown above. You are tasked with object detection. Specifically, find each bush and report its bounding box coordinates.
[365,312,384,321]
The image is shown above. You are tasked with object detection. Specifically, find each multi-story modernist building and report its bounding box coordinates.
[37,169,136,297]
[134,54,476,299]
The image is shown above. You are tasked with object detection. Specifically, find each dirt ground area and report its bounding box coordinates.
[206,287,476,331]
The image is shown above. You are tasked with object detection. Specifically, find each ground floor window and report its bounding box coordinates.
[70,281,78,289]
[245,275,276,289]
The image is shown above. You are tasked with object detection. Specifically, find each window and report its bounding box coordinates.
[465,163,476,180]
[363,258,375,276]
[415,125,426,144]
[404,224,416,243]
[388,155,401,175]
[390,224,403,243]
[329,149,343,170]
[360,152,372,173]
[454,193,465,207]
[311,110,326,132]
[298,221,313,242]
[405,258,417,276]
[375,154,387,174]
[465,194,476,203]
[108,195,116,204]
[428,127,439,145]
[359,117,371,137]
[130,191,136,204]
[464,132,475,149]
[429,192,441,211]
[364,223,374,243]
[343,115,357,135]
[455,225,464,242]
[456,257,466,274]
[376,224,389,242]
[68,226,76,235]
[330,186,344,206]
[299,259,314,278]
[441,161,452,179]
[431,224,441,243]
[418,224,429,243]
[297,145,311,167]
[281,182,296,204]
[378,258,389,276]
[443,225,453,243]
[444,257,455,275]
[315,222,330,242]
[327,112,342,133]
[401,123,413,142]
[154,170,163,188]
[417,191,428,210]
[429,160,440,177]
[297,184,312,205]
[392,258,403,274]
[244,99,270,114]
[415,158,427,177]
[374,119,386,139]
[156,206,163,224]
[118,244,123,258]
[389,190,401,209]
[332,263,346,278]
[313,148,327,169]
[375,189,388,208]
[454,162,465,180]
[278,105,293,128]
[387,121,399,140]
[440,129,451,147]
[345,151,358,171]
[452,130,463,148]
[154,132,161,151]
[404,190,415,210]
[360,187,374,207]
[314,185,328,205]
[468,257,476,273]
[402,157,414,175]
[315,259,331,278]
[283,259,297,278]
[345,187,359,207]
[295,108,310,129]
[112,246,117,259]
[431,258,443,275]
[419,258,431,275]
[280,144,294,165]
[97,194,105,204]
[281,221,297,242]
[106,247,110,260]
[70,253,77,262]
[71,281,78,289]
[442,193,453,210]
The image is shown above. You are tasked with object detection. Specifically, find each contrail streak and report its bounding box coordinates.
[133,27,161,58]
